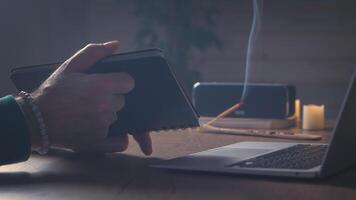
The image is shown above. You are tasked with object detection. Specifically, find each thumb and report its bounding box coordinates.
[63,40,119,73]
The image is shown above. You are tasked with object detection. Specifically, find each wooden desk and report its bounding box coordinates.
[1,127,356,200]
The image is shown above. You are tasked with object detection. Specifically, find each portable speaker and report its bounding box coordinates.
[192,83,296,119]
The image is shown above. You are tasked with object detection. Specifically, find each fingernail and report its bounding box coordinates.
[103,40,119,49]
[144,148,153,156]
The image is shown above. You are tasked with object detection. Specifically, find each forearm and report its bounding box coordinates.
[0,95,31,165]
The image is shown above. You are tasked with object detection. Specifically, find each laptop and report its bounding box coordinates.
[152,70,356,178]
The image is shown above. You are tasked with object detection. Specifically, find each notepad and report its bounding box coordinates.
[10,49,200,136]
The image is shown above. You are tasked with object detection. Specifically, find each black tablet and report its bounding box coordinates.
[10,49,200,135]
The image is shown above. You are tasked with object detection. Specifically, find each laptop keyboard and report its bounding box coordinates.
[231,144,328,169]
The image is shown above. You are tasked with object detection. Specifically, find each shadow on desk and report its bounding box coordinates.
[1,148,356,193]
[0,149,163,187]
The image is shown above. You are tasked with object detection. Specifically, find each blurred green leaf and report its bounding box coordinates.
[118,0,223,91]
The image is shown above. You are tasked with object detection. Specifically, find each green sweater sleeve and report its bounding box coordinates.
[0,95,31,165]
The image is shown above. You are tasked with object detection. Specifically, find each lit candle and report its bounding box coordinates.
[303,104,325,130]
[295,99,301,122]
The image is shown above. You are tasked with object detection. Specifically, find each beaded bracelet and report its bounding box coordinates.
[18,91,50,155]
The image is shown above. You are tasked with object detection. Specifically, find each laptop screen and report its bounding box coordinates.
[321,70,356,176]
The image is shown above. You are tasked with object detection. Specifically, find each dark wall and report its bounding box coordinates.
[0,0,355,118]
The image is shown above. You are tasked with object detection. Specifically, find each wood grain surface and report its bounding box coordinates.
[1,124,356,200]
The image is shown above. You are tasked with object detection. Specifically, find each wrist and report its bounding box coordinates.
[15,92,50,154]
[15,95,42,150]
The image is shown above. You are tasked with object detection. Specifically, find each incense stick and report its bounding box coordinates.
[201,124,322,140]
[204,102,243,126]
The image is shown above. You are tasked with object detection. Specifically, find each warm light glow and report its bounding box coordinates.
[295,99,301,122]
[303,104,325,130]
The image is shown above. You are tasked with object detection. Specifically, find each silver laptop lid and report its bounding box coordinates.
[321,69,356,177]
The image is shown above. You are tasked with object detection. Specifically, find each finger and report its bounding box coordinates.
[63,40,119,73]
[111,94,125,112]
[101,112,119,127]
[88,72,135,94]
[132,132,152,155]
[76,134,129,153]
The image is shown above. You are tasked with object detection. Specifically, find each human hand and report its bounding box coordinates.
[31,41,152,155]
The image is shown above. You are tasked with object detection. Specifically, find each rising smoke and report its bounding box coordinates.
[203,0,265,125]
[240,0,263,103]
